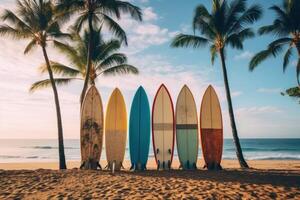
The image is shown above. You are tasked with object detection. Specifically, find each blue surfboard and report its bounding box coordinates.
[129,86,151,170]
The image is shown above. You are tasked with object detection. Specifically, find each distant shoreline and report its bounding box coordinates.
[1,138,300,162]
[1,159,300,170]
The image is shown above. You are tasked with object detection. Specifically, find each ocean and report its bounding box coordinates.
[0,138,299,163]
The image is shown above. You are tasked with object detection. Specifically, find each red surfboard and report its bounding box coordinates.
[200,85,223,170]
[152,84,175,170]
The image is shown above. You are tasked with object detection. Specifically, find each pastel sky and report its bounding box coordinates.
[0,0,299,139]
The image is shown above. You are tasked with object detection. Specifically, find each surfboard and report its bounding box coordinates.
[129,86,151,170]
[105,88,127,171]
[175,85,198,170]
[200,85,223,170]
[80,85,104,169]
[152,84,175,170]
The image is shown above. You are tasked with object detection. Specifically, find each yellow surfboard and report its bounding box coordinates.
[105,88,127,171]
[80,85,104,169]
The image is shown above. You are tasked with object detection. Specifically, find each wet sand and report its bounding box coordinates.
[0,159,300,199]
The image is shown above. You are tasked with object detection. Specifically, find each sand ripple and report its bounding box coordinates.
[0,168,299,199]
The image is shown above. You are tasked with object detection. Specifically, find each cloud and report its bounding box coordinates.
[292,60,298,66]
[234,51,253,60]
[257,88,281,94]
[236,106,282,115]
[128,0,149,4]
[143,7,158,21]
[1,2,299,140]
[231,91,243,97]
[108,7,176,55]
[226,105,300,138]
[0,3,183,139]
[96,54,212,99]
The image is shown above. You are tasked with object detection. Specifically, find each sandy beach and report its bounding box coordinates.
[0,159,300,199]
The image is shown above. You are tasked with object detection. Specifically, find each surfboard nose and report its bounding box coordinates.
[159,83,167,89]
[112,87,122,96]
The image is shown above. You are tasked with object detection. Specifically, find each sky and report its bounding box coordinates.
[0,0,299,139]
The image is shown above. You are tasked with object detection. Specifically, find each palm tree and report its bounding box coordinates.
[0,0,70,169]
[29,28,138,91]
[281,86,300,104]
[249,0,300,87]
[171,0,262,168]
[57,0,142,104]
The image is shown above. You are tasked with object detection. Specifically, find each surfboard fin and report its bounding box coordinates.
[112,161,115,174]
[79,161,85,169]
[193,162,197,170]
[120,162,125,170]
[162,161,165,169]
[207,163,213,170]
[142,164,147,170]
[214,163,222,170]
[156,148,159,154]
[206,163,221,170]
[167,160,171,170]
[168,149,172,154]
[157,160,160,170]
[97,162,102,170]
[137,162,142,170]
[130,164,135,171]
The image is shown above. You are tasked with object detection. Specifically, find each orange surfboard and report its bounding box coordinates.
[200,85,223,170]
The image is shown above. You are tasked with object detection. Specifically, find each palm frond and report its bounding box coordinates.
[99,0,142,21]
[226,33,243,49]
[29,78,76,92]
[53,40,84,69]
[1,9,32,33]
[0,25,31,39]
[96,39,121,61]
[229,4,262,34]
[297,58,300,86]
[115,0,142,21]
[249,49,273,71]
[239,4,262,25]
[283,46,293,72]
[258,24,277,35]
[24,38,38,54]
[96,53,127,70]
[171,34,209,48]
[270,5,289,25]
[193,5,212,33]
[193,13,216,39]
[237,28,255,40]
[267,37,292,56]
[73,12,88,32]
[210,44,218,65]
[55,0,85,24]
[225,0,246,31]
[281,86,300,103]
[102,14,127,45]
[38,61,80,77]
[99,64,138,76]
[47,21,72,39]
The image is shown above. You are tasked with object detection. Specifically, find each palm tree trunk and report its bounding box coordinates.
[80,5,93,105]
[41,45,67,170]
[295,43,300,88]
[219,48,249,168]
[80,4,97,170]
